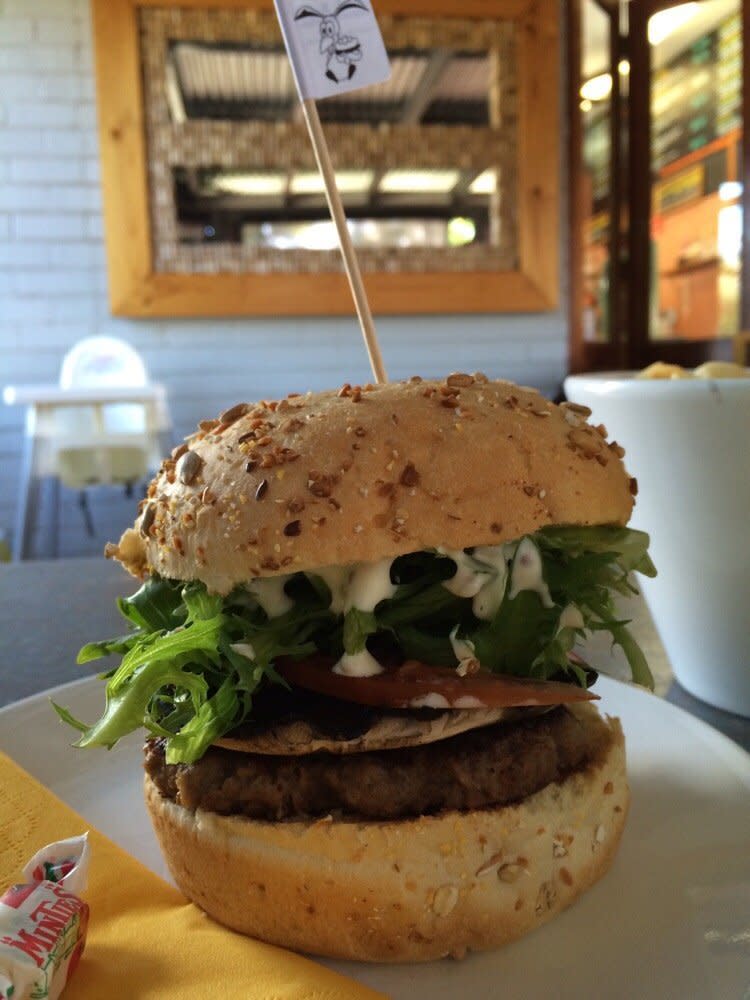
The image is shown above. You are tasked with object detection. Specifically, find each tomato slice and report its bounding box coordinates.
[276,655,598,710]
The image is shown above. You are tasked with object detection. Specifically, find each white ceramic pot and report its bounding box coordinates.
[564,372,750,717]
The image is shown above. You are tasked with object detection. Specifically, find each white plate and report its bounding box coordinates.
[2,676,750,1000]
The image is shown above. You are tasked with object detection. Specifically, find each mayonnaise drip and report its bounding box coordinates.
[409,692,451,709]
[313,565,350,614]
[327,558,396,676]
[344,558,397,612]
[312,558,396,615]
[508,537,554,608]
[557,603,584,632]
[230,641,256,660]
[441,543,516,621]
[441,549,490,598]
[333,648,385,677]
[471,544,515,620]
[245,576,294,618]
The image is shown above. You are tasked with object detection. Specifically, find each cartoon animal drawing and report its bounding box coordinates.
[294,1,368,83]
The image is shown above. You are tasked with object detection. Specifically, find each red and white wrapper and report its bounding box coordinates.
[0,835,90,1000]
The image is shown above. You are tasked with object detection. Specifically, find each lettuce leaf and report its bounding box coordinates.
[343,608,377,655]
[59,524,656,763]
[539,525,657,578]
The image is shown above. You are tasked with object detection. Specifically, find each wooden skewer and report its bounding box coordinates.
[301,97,388,385]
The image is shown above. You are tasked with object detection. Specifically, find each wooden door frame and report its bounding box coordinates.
[568,0,626,373]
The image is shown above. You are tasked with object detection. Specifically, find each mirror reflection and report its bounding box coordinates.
[174,165,496,250]
[168,42,496,252]
[167,42,490,125]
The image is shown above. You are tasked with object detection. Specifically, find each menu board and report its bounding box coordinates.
[717,12,741,137]
[583,112,610,210]
[651,11,741,173]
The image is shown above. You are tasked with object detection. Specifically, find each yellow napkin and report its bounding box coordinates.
[0,750,386,999]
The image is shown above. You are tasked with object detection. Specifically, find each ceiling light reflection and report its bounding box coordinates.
[379,169,461,194]
[290,170,373,195]
[648,4,699,47]
[580,72,612,103]
[211,173,285,196]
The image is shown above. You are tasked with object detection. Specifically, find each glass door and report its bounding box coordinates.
[628,0,746,367]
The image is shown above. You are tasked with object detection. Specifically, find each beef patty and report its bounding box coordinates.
[144,703,611,822]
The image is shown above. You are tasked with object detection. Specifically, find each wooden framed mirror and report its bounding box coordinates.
[92,0,560,317]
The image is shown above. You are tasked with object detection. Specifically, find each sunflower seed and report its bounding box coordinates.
[140,504,156,537]
[219,402,250,424]
[177,449,203,485]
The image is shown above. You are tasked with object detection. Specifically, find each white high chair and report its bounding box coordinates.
[4,337,172,560]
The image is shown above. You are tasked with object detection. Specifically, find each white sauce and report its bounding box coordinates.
[345,558,397,613]
[449,625,476,664]
[472,576,508,620]
[409,693,451,709]
[440,549,490,598]
[333,648,385,677]
[441,543,517,621]
[230,641,256,661]
[313,565,350,614]
[453,695,485,709]
[557,604,586,629]
[318,558,397,677]
[558,603,584,632]
[508,537,554,608]
[245,576,294,618]
[471,544,516,620]
[312,558,396,615]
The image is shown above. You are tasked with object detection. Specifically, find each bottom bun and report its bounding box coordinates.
[144,709,627,962]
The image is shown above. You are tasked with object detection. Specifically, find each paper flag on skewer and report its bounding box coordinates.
[273,0,390,383]
[275,0,391,102]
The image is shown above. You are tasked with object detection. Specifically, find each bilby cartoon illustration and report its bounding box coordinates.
[294,1,368,83]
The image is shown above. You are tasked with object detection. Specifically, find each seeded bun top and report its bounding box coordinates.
[109,374,636,594]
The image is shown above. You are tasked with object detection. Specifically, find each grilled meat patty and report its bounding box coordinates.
[144,704,611,822]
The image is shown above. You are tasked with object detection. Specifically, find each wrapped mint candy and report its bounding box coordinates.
[0,834,89,1000]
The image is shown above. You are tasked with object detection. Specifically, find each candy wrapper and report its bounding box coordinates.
[0,835,90,1000]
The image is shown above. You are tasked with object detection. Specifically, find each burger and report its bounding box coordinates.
[58,374,655,962]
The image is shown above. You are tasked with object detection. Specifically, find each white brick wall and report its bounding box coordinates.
[0,0,570,557]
